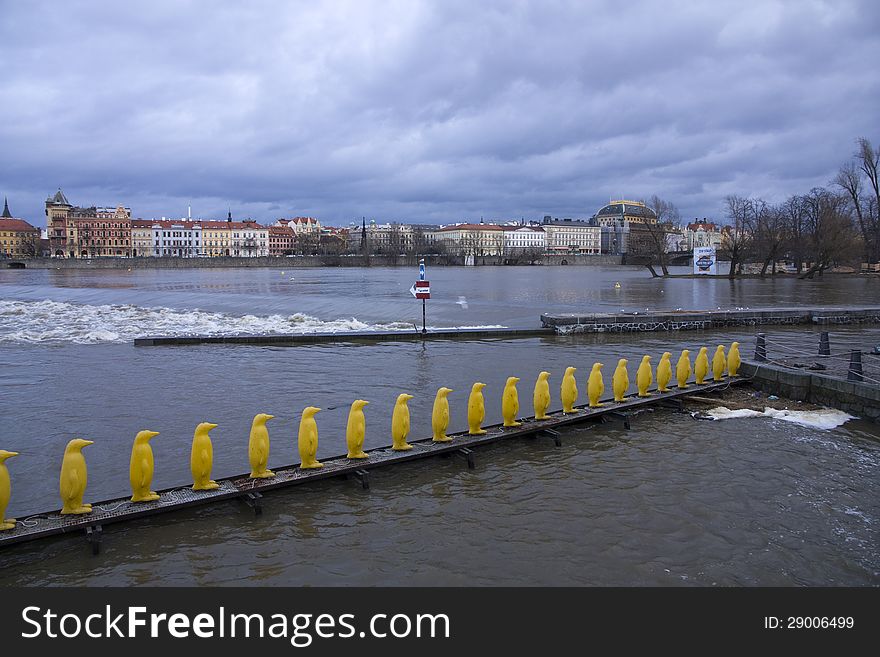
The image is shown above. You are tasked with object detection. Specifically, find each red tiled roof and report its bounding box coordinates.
[687,222,718,231]
[0,218,39,232]
[438,223,504,231]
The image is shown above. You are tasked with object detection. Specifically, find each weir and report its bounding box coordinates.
[0,377,747,553]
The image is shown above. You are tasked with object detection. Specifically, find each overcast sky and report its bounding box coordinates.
[1,0,878,228]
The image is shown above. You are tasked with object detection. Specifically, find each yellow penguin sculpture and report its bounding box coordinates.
[712,345,726,381]
[728,342,741,377]
[656,352,673,392]
[533,371,551,420]
[612,358,629,402]
[636,355,653,397]
[676,349,692,389]
[298,406,323,468]
[60,438,94,515]
[191,422,220,490]
[561,367,578,414]
[502,376,521,427]
[346,400,370,457]
[431,388,453,442]
[129,430,161,503]
[248,413,276,478]
[468,382,487,434]
[391,394,414,450]
[695,347,709,384]
[0,450,18,531]
[587,363,605,408]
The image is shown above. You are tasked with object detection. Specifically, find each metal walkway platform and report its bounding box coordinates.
[0,377,747,553]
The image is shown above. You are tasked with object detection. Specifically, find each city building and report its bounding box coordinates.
[593,200,658,227]
[541,216,601,254]
[268,224,295,256]
[0,198,41,257]
[131,219,154,257]
[46,189,74,257]
[151,220,203,257]
[503,225,545,251]
[201,220,231,257]
[230,218,268,257]
[436,223,506,256]
[276,217,322,236]
[684,220,723,250]
[70,205,132,257]
[347,220,440,254]
[45,189,132,257]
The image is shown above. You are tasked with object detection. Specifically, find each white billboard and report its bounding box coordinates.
[693,246,717,275]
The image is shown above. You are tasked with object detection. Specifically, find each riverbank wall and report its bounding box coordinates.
[8,253,624,270]
[739,360,880,423]
[541,307,880,333]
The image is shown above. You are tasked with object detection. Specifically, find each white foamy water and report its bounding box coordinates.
[0,299,502,344]
[701,406,854,429]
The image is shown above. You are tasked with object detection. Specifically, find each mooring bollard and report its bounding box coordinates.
[848,350,863,382]
[755,333,767,362]
[819,331,830,357]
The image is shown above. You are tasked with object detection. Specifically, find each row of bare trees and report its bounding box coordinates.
[633,137,879,278]
[722,188,855,278]
[725,138,879,278]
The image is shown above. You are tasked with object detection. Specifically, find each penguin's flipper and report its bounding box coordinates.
[61,467,79,503]
[200,449,210,471]
[140,458,150,489]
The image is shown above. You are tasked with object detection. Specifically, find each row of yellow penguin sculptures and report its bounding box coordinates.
[0,342,744,528]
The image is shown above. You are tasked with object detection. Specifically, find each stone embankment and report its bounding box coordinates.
[541,307,880,333]
[8,253,624,270]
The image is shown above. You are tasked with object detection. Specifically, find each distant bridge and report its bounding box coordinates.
[625,250,729,267]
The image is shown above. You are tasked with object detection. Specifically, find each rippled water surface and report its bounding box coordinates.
[1,266,878,585]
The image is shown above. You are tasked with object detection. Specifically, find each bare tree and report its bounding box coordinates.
[834,161,874,262]
[835,137,880,263]
[798,188,857,279]
[632,195,681,276]
[779,194,809,273]
[751,198,786,276]
[858,137,880,213]
[19,234,42,258]
[723,195,754,278]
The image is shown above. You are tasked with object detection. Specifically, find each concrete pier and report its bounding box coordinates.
[541,307,880,334]
[134,327,555,346]
[740,359,880,423]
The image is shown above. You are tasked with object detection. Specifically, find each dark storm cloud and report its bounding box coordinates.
[1,0,878,227]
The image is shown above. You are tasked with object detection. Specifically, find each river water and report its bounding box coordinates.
[0,265,878,585]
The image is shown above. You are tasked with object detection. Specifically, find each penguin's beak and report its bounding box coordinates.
[404,395,414,401]
[83,440,94,447]
[265,414,275,421]
[206,423,218,430]
[147,431,160,440]
[5,451,19,459]
[513,377,520,383]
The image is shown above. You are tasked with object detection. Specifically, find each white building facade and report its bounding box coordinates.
[541,218,601,254]
[504,226,545,250]
[152,220,203,257]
